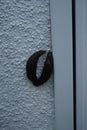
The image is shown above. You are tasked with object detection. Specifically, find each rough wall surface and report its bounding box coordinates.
[0,0,55,130]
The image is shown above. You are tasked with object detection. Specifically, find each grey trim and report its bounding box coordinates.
[50,0,74,130]
[76,0,87,129]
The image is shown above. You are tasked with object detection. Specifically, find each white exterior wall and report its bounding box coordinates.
[0,0,55,130]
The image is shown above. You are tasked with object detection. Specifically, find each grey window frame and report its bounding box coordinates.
[50,0,74,130]
[76,0,87,130]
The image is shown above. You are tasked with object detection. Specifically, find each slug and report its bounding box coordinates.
[26,50,53,86]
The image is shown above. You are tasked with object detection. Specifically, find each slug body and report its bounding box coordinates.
[26,50,53,86]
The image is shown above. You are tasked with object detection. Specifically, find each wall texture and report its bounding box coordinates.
[0,0,55,130]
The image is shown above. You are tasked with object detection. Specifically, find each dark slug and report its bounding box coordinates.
[26,50,53,86]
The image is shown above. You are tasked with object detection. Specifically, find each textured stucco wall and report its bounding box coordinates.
[0,0,55,130]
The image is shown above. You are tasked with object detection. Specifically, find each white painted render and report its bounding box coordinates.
[0,0,55,130]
